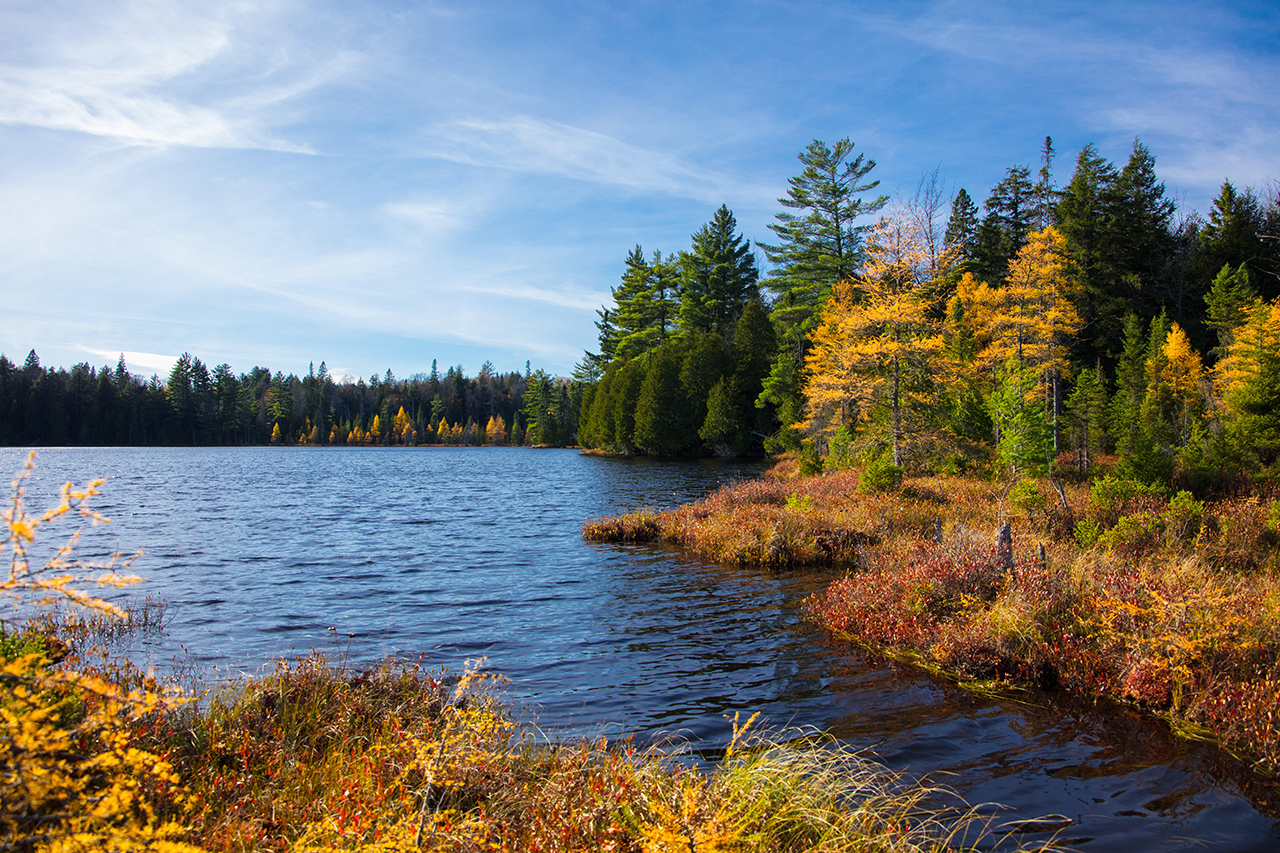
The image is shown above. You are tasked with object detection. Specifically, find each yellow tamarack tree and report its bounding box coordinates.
[1215,299,1280,468]
[486,415,507,445]
[801,207,955,466]
[952,225,1081,446]
[1,453,202,851]
[1130,320,1206,453]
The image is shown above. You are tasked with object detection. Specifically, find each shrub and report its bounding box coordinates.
[1009,479,1047,516]
[859,457,904,494]
[1,453,197,851]
[798,443,824,477]
[1074,518,1103,549]
[1088,474,1167,526]
[1164,490,1205,543]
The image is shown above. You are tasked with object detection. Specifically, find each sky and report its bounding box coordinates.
[1,0,1277,382]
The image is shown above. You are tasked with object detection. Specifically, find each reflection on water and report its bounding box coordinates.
[3,446,1278,850]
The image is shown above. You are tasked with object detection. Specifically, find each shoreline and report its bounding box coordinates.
[584,459,1280,775]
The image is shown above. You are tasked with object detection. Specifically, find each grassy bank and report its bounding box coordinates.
[584,459,1280,772]
[4,639,1022,853]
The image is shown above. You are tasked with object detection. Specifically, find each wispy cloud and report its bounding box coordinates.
[419,116,773,205]
[0,0,341,151]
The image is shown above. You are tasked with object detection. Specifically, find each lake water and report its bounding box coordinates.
[4,446,1279,850]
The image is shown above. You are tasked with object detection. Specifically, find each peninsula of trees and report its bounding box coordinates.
[578,136,1280,489]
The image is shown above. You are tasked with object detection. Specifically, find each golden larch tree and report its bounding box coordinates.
[801,207,955,466]
[953,225,1080,446]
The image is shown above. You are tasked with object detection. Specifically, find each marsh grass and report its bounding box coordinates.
[138,655,1047,852]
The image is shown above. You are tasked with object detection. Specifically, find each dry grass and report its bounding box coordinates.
[122,654,1039,852]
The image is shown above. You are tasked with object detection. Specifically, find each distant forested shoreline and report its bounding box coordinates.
[0,354,582,448]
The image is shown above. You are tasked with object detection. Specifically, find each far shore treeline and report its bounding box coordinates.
[0,354,580,448]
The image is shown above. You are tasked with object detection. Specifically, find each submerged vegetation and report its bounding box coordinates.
[3,454,1049,851]
[586,460,1280,773]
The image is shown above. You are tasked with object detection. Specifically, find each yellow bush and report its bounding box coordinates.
[1,452,201,852]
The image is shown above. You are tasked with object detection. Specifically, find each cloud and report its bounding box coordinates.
[80,347,178,376]
[0,0,340,151]
[419,116,774,205]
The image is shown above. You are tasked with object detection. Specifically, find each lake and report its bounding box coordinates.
[3,446,1279,850]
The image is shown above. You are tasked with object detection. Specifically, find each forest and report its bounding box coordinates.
[577,136,1280,490]
[6,134,1279,483]
[0,353,581,448]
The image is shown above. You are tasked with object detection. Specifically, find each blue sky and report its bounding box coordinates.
[2,1,1276,381]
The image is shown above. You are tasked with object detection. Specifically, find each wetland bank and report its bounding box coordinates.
[5,446,1280,849]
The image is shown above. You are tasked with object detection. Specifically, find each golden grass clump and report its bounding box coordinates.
[133,656,1031,852]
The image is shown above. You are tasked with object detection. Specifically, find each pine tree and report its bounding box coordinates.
[757,138,889,345]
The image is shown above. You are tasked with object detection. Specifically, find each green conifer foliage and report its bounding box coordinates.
[634,344,690,456]
[1205,263,1259,361]
[678,206,759,336]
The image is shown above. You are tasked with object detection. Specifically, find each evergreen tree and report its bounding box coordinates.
[700,378,745,457]
[1030,136,1059,230]
[678,206,759,337]
[680,332,732,443]
[1110,312,1148,457]
[730,299,778,454]
[989,358,1051,476]
[943,189,980,268]
[1200,180,1271,299]
[634,344,689,455]
[1066,364,1109,470]
[757,138,888,344]
[610,359,647,453]
[1204,263,1259,361]
[973,165,1035,282]
[1110,140,1176,316]
[1056,144,1125,363]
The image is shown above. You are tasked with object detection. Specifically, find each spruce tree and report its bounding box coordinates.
[678,206,759,337]
[973,165,1035,282]
[943,189,980,268]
